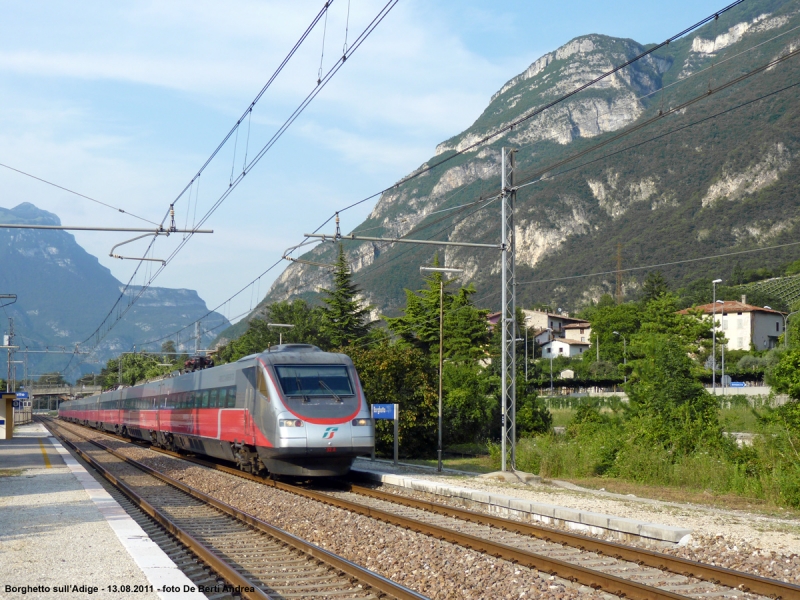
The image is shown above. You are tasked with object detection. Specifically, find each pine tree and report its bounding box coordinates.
[320,244,372,347]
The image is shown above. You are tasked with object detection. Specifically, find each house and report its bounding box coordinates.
[521,309,589,337]
[541,338,590,358]
[678,296,786,351]
[563,322,592,343]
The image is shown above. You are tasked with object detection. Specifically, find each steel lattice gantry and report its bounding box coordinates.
[500,148,517,471]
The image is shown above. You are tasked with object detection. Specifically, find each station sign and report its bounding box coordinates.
[16,392,28,399]
[730,382,746,388]
[371,404,397,420]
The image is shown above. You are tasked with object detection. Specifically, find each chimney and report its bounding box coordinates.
[741,294,747,305]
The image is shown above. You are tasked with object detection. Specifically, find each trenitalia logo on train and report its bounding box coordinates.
[59,345,375,477]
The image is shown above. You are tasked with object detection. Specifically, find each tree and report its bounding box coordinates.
[441,363,498,445]
[216,299,330,363]
[767,347,800,400]
[386,259,488,364]
[344,342,437,457]
[624,333,723,455]
[319,244,373,347]
[641,271,669,303]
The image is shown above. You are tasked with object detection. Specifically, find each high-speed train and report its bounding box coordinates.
[59,345,375,477]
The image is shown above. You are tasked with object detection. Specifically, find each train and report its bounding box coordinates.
[59,344,375,477]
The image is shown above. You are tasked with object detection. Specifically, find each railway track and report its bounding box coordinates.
[42,418,427,600]
[51,419,800,600]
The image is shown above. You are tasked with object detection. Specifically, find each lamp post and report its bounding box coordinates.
[711,279,722,393]
[767,307,800,349]
[267,323,295,345]
[542,327,554,395]
[420,266,464,472]
[613,331,627,383]
[716,300,726,394]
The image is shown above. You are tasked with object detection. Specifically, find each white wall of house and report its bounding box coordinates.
[542,339,589,358]
[717,311,783,350]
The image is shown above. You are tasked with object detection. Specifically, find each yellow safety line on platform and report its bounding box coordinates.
[38,438,51,468]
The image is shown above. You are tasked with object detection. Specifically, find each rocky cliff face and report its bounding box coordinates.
[247,0,800,327]
[0,203,229,377]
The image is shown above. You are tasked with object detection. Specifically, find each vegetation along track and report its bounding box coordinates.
[41,418,426,600]
[51,419,800,600]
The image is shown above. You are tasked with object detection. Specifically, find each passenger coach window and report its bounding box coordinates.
[226,386,236,407]
[209,389,219,408]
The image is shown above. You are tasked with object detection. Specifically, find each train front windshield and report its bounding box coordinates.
[275,365,354,397]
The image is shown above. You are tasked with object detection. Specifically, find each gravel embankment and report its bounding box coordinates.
[58,428,599,599]
[353,459,800,561]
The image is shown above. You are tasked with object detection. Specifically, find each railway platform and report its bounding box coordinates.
[0,422,205,600]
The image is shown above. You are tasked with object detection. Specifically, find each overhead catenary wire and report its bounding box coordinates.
[63,0,397,367]
[0,162,159,226]
[119,14,800,361]
[66,0,740,357]
[62,0,783,374]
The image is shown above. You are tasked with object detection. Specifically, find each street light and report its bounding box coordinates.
[420,266,464,473]
[541,327,554,395]
[766,307,800,348]
[267,323,295,345]
[711,279,722,393]
[716,300,726,395]
[613,331,627,383]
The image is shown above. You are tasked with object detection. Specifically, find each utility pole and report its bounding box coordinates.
[615,243,623,304]
[5,318,13,393]
[500,147,517,472]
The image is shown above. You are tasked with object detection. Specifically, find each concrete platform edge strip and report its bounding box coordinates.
[47,436,207,600]
[353,468,692,544]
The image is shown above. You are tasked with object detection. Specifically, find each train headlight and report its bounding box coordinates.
[279,419,304,427]
[351,418,370,426]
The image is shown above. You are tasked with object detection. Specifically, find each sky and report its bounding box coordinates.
[0,0,736,333]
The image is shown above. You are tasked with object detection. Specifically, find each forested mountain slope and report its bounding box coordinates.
[246,0,800,330]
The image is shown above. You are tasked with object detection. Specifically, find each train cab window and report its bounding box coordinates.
[275,365,354,397]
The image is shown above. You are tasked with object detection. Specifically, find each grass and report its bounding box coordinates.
[0,469,23,477]
[562,476,800,516]
[394,456,495,473]
[550,405,764,432]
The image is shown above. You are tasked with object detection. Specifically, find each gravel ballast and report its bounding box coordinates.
[57,426,600,599]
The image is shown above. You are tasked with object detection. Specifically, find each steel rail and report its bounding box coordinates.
[138,445,800,599]
[41,420,270,600]
[346,484,800,600]
[57,420,800,599]
[54,422,685,600]
[44,419,427,600]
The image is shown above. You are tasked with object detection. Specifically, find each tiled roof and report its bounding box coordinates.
[679,301,785,315]
[562,322,591,329]
[544,338,590,346]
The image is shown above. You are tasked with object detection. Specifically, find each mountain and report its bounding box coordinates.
[0,203,229,378]
[224,0,800,338]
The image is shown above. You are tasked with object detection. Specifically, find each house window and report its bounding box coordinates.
[738,337,743,347]
[558,347,563,354]
[776,322,780,332]
[581,337,585,342]
[580,328,584,334]
[737,319,743,329]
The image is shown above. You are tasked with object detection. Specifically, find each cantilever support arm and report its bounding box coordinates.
[110,232,168,264]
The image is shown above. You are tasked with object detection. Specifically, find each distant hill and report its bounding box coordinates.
[0,202,229,379]
[219,0,800,342]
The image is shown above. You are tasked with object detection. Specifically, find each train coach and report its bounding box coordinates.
[59,344,375,477]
